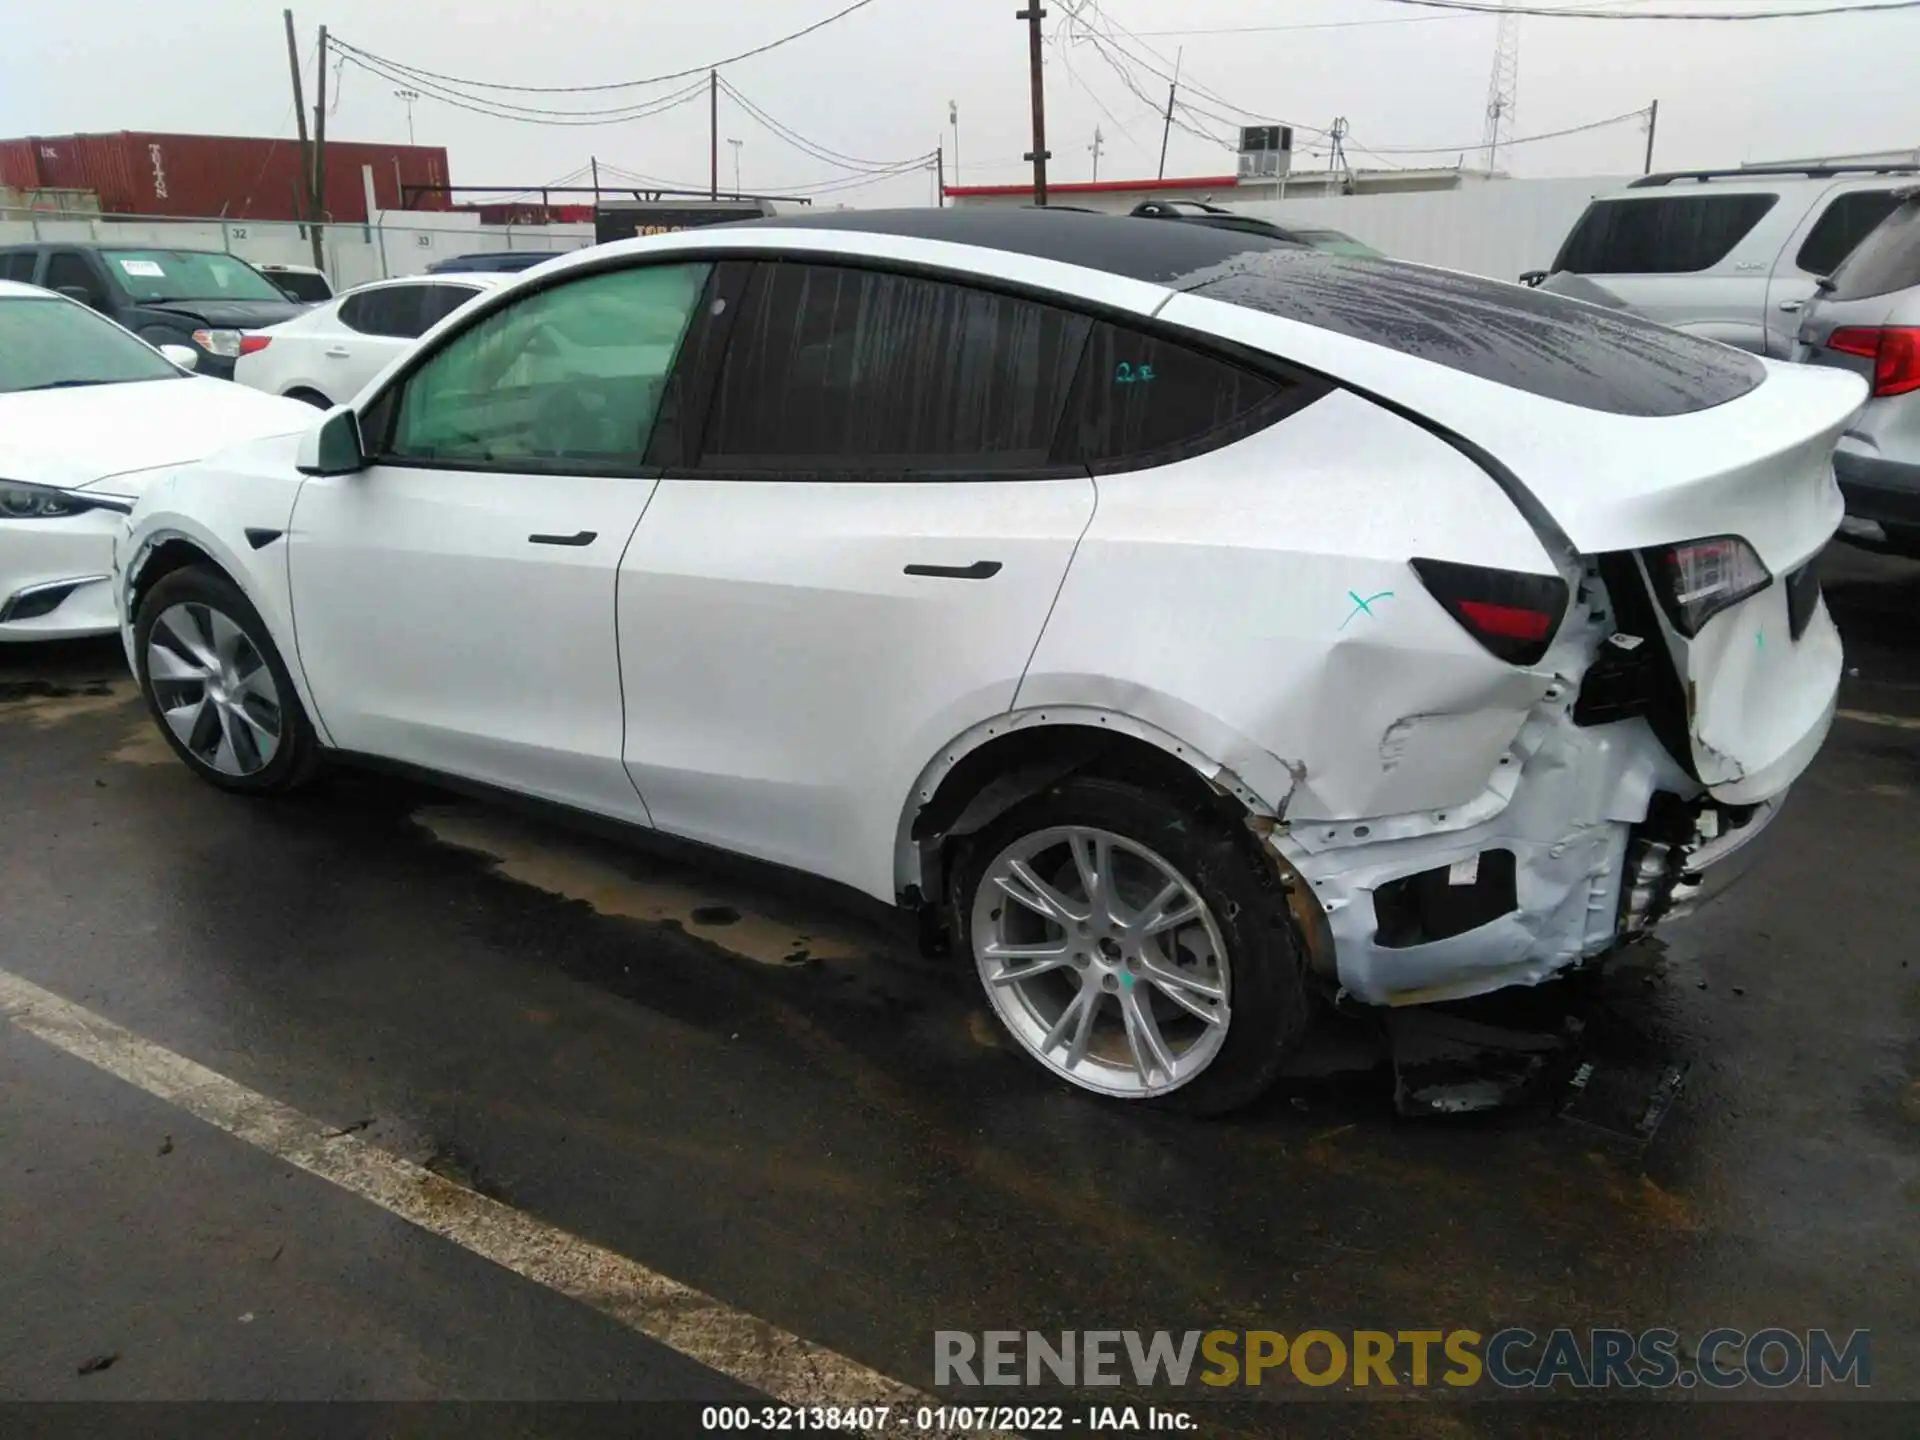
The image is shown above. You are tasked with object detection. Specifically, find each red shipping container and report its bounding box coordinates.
[0,131,452,222]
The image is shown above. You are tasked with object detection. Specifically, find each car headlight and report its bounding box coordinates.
[0,481,86,519]
[191,328,244,358]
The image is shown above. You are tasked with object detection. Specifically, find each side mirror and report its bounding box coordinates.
[56,284,106,310]
[159,344,199,371]
[295,406,368,477]
[1518,270,1548,288]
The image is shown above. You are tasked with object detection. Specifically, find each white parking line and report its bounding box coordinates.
[1837,708,1920,732]
[0,966,990,1433]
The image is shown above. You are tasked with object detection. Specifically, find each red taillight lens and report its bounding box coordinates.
[1641,535,1772,638]
[1410,558,1569,666]
[1826,325,1920,398]
[237,334,273,356]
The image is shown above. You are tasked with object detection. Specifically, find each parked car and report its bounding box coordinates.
[424,251,559,275]
[0,281,314,640]
[103,208,1861,1113]
[0,244,308,379]
[1525,163,1920,357]
[1793,188,1920,557]
[256,263,336,305]
[235,273,508,408]
[1128,200,1385,256]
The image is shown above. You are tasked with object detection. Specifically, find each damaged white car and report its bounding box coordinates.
[98,210,1863,1113]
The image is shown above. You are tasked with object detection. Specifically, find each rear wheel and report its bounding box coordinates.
[956,776,1313,1115]
[133,565,319,794]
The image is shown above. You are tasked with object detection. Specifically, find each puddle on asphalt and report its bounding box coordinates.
[412,804,871,968]
[0,677,134,728]
[108,717,174,765]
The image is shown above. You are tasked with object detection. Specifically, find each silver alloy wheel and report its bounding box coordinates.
[971,825,1231,1098]
[145,602,283,778]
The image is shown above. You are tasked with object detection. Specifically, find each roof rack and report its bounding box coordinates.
[1629,163,1920,188]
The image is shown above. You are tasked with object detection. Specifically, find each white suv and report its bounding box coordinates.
[1534,164,1920,357]
[96,209,1862,1113]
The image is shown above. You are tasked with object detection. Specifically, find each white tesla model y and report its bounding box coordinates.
[107,210,1863,1112]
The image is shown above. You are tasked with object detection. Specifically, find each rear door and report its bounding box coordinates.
[1766,181,1909,357]
[616,259,1096,899]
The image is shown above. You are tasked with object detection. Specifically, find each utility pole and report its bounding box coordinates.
[1089,126,1104,183]
[590,155,600,204]
[283,10,313,239]
[709,70,719,200]
[1643,99,1660,175]
[1017,4,1049,205]
[1157,46,1183,181]
[394,89,419,145]
[1481,0,1519,174]
[311,23,328,270]
[949,101,960,189]
[728,138,743,196]
[937,142,945,207]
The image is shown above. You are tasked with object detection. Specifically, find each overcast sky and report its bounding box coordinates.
[4,0,1919,208]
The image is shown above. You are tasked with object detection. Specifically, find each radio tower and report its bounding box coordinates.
[1481,1,1519,175]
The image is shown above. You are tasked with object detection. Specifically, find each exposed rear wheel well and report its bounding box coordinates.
[909,724,1263,920]
[284,387,331,408]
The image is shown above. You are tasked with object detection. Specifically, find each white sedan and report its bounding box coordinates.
[0,280,316,641]
[233,272,507,408]
[110,210,1862,1112]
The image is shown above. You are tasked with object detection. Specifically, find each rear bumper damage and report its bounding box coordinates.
[1271,658,1826,1010]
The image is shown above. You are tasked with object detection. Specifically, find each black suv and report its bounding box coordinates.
[0,244,306,379]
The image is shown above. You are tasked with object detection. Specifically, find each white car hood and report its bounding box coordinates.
[0,376,313,491]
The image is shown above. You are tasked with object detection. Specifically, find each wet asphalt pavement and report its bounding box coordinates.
[1,546,1916,1438]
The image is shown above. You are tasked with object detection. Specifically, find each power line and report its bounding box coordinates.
[717,77,929,171]
[1377,0,1920,17]
[1358,104,1653,154]
[326,0,886,96]
[334,51,711,126]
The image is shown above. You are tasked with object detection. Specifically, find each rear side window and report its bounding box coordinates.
[1796,190,1906,275]
[1061,322,1279,471]
[1828,197,1920,300]
[340,285,427,339]
[1,252,37,283]
[419,284,482,331]
[1183,247,1766,417]
[700,263,1089,473]
[272,270,334,303]
[1553,194,1779,275]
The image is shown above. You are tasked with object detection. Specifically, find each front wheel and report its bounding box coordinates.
[956,776,1313,1115]
[133,565,320,794]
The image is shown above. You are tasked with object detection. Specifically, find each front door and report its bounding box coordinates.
[289,259,714,821]
[617,260,1098,899]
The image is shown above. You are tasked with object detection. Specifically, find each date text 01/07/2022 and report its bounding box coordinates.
[698,1404,1199,1433]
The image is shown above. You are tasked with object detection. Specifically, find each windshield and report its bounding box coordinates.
[0,296,182,393]
[101,249,287,303]
[1296,229,1383,258]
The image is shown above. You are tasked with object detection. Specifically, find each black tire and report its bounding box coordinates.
[953,775,1314,1116]
[133,564,321,795]
[284,387,332,409]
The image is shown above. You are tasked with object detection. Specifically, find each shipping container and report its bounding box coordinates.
[0,132,452,222]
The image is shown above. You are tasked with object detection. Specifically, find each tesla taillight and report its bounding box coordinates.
[238,334,273,356]
[1410,558,1569,666]
[1826,325,1920,397]
[1641,535,1772,638]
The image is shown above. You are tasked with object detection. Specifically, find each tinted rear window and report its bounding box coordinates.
[1177,247,1765,417]
[1553,194,1779,275]
[1828,197,1920,300]
[1795,189,1907,275]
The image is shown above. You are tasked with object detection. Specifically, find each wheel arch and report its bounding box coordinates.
[895,705,1331,946]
